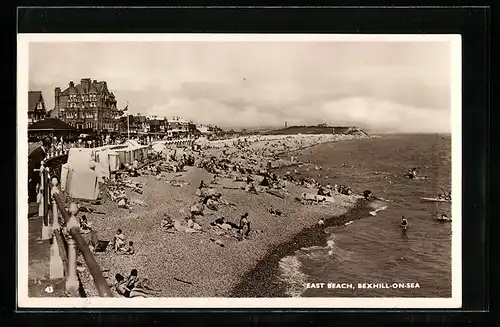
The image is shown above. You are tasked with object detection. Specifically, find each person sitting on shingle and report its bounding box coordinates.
[113,229,126,253]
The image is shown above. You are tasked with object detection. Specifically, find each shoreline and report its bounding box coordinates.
[230,199,372,297]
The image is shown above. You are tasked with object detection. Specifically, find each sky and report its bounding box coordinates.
[29,40,452,133]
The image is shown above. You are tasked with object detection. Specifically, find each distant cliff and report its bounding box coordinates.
[266,125,370,137]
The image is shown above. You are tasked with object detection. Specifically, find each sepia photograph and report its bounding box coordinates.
[17,34,461,308]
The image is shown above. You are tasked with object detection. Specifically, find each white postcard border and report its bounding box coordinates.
[17,33,462,309]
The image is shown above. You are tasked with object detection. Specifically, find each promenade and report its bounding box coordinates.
[27,217,66,297]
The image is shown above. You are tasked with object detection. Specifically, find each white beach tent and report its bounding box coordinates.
[151,140,167,153]
[60,148,100,200]
[194,137,209,145]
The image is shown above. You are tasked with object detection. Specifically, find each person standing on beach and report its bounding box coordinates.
[239,213,251,241]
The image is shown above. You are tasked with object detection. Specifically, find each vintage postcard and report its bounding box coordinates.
[17,34,461,308]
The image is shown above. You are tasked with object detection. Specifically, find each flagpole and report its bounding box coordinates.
[124,101,130,141]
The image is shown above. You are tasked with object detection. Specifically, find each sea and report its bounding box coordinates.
[233,133,452,298]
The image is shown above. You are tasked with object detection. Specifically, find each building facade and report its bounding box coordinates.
[28,91,47,125]
[167,117,192,138]
[145,116,168,133]
[196,124,213,136]
[52,78,121,133]
[118,114,169,135]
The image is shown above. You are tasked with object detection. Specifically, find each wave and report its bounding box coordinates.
[278,235,347,297]
[369,205,388,216]
[278,255,308,297]
[278,234,353,297]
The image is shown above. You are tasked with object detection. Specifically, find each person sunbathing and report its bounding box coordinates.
[113,229,126,253]
[199,180,207,189]
[260,176,270,187]
[439,191,452,201]
[114,273,131,297]
[126,270,161,297]
[317,187,331,197]
[247,183,258,194]
[125,269,140,289]
[119,241,135,255]
[80,215,92,234]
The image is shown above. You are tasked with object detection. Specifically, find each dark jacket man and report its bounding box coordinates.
[28,138,51,202]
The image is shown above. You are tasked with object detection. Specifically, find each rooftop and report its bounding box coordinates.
[58,78,115,98]
[28,118,76,131]
[28,91,44,113]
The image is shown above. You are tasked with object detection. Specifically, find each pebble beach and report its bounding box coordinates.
[76,133,377,297]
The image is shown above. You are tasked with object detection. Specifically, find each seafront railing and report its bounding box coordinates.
[37,162,113,297]
[44,137,195,152]
[163,138,194,147]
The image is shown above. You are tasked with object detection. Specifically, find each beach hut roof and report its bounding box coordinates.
[28,118,76,131]
[122,139,149,149]
[122,139,140,147]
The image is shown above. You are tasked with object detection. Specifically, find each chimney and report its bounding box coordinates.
[93,80,97,84]
[69,81,74,88]
[54,87,61,112]
[81,78,91,86]
[285,121,287,128]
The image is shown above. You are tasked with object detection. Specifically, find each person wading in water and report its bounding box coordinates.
[401,216,409,234]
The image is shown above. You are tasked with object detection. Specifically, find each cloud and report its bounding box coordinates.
[141,96,449,133]
[28,41,452,133]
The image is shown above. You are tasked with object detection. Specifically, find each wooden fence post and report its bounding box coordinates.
[65,203,80,296]
[49,178,64,280]
[40,163,51,240]
[37,162,44,219]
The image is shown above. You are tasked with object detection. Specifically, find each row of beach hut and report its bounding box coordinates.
[60,140,150,200]
[59,139,193,200]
